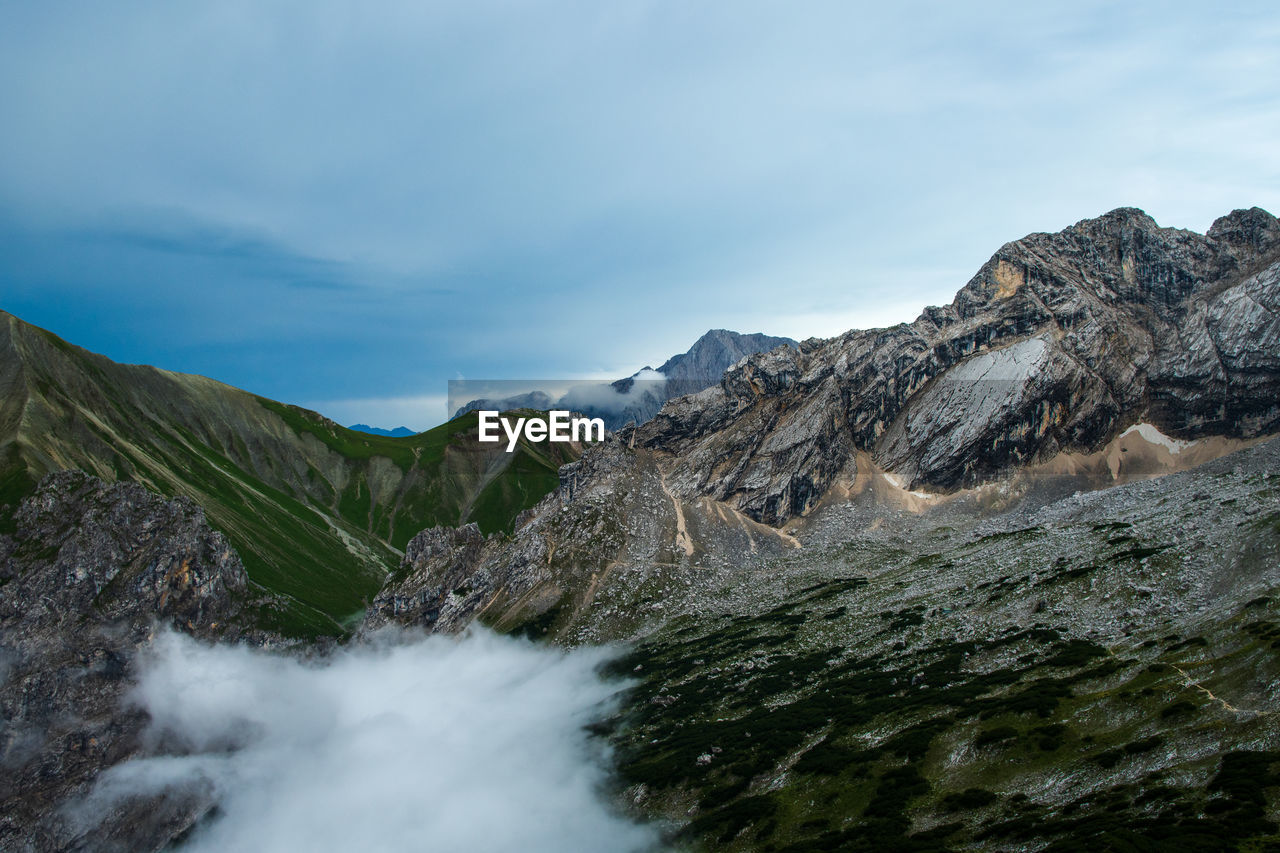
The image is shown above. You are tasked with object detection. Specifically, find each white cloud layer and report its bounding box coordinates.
[80,629,657,853]
[557,370,667,418]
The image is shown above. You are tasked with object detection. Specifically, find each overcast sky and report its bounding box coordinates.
[2,1,1277,428]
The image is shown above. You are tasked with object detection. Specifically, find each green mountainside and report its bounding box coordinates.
[0,309,577,636]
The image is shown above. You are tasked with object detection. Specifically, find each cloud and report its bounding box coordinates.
[77,629,657,853]
[445,371,670,428]
[558,370,667,418]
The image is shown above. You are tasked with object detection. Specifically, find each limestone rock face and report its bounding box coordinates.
[362,523,488,633]
[0,471,277,852]
[634,207,1280,522]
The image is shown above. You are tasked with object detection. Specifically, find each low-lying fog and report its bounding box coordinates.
[83,629,657,852]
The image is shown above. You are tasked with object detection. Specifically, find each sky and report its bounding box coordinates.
[1,1,1277,429]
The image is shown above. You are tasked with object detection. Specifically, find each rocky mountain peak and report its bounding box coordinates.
[656,329,797,379]
[1075,205,1161,232]
[1207,206,1280,254]
[946,206,1279,324]
[363,204,1280,657]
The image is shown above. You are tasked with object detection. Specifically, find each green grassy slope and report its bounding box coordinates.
[608,595,1280,851]
[0,310,579,636]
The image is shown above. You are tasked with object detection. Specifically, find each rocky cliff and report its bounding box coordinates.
[0,471,283,852]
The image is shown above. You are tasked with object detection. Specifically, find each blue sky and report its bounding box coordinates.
[2,1,1277,429]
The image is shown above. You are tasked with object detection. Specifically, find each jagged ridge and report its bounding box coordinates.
[638,207,1280,523]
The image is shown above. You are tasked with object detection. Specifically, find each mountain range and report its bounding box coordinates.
[376,205,1280,635]
[3,206,1280,851]
[347,424,416,437]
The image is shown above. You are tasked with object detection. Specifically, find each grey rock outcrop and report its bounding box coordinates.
[0,471,280,852]
[363,432,801,638]
[363,441,643,636]
[362,523,488,634]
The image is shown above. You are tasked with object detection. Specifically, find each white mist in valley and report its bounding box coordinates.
[84,629,659,852]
